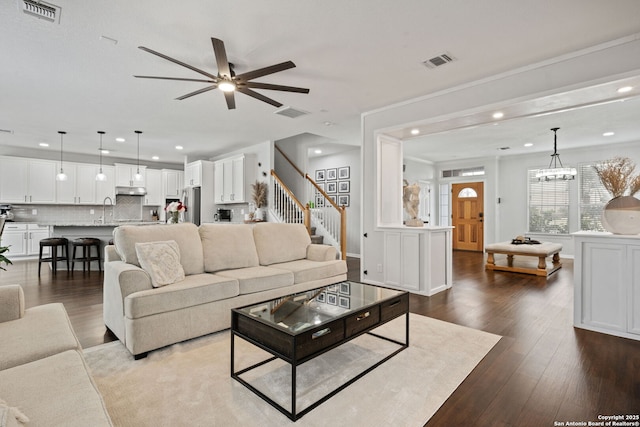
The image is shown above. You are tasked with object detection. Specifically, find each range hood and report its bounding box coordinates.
[116,186,146,196]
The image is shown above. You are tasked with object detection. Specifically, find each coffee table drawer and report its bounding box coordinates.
[380,293,409,323]
[345,305,380,338]
[296,319,345,359]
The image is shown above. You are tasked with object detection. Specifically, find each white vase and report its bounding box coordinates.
[601,196,640,235]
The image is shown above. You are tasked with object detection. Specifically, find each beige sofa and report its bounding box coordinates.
[0,285,112,426]
[104,222,347,358]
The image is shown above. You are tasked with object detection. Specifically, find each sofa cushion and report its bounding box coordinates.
[113,223,204,275]
[270,259,348,284]
[252,223,311,265]
[216,266,294,294]
[0,350,112,427]
[124,274,239,319]
[0,398,29,427]
[135,240,185,287]
[199,224,260,272]
[0,303,80,371]
[0,285,25,324]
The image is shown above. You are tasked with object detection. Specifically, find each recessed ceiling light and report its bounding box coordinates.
[603,131,615,137]
[100,149,110,154]
[314,149,322,154]
[492,112,504,119]
[410,129,420,135]
[323,121,335,127]
[39,142,49,147]
[175,145,183,150]
[524,143,533,147]
[115,137,125,142]
[152,155,159,160]
[617,86,633,93]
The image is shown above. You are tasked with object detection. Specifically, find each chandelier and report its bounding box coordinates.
[535,127,576,181]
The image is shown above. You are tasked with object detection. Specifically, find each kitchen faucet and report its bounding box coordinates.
[102,196,113,224]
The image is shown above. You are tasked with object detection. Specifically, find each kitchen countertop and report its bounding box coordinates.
[11,221,165,227]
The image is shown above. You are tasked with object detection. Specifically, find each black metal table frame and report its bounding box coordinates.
[231,310,409,422]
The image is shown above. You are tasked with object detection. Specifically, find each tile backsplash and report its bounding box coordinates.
[10,195,159,223]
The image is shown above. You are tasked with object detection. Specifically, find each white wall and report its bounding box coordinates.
[361,35,640,284]
[308,148,361,256]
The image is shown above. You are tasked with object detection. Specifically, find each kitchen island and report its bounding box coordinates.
[48,221,163,270]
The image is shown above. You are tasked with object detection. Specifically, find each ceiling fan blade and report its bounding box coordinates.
[245,82,309,93]
[211,38,232,78]
[175,84,218,100]
[237,87,283,107]
[134,75,216,83]
[235,61,296,82]
[224,91,236,110]
[138,46,218,80]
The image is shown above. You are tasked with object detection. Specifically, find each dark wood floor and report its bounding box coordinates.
[2,253,639,426]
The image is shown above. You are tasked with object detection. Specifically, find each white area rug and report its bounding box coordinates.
[84,314,500,427]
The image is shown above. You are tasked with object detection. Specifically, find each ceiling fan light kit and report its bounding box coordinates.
[134,37,309,110]
[535,127,577,181]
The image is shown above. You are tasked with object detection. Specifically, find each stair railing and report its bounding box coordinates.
[271,170,310,230]
[273,144,347,260]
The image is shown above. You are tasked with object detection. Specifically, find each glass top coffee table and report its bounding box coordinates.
[231,281,409,421]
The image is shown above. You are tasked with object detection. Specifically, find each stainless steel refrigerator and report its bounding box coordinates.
[181,186,201,225]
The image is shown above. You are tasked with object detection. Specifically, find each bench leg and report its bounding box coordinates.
[552,252,560,264]
[538,256,546,270]
[487,252,495,266]
[507,254,514,267]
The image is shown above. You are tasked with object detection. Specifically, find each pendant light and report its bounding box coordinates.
[134,130,143,182]
[56,131,68,181]
[535,127,577,181]
[95,131,107,181]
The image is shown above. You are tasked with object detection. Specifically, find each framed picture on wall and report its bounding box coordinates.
[338,166,350,180]
[327,182,337,193]
[338,195,350,207]
[330,195,337,204]
[317,182,325,192]
[315,195,325,207]
[338,181,350,193]
[315,169,325,181]
[326,168,337,180]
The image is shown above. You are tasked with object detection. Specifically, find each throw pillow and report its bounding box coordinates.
[0,399,29,427]
[135,240,185,288]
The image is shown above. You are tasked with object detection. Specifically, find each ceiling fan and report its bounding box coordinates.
[134,37,309,110]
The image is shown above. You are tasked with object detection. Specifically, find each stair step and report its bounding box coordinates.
[310,227,316,235]
[310,235,324,244]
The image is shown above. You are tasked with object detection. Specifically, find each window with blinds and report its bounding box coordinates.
[527,170,570,234]
[578,162,608,232]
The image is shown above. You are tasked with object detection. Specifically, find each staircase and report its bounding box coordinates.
[269,145,346,260]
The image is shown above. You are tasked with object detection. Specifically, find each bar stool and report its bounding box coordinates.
[38,237,70,276]
[71,238,102,273]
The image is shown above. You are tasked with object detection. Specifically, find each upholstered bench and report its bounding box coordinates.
[485,241,562,277]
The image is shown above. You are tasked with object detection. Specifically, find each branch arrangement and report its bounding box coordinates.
[251,180,268,208]
[593,157,640,198]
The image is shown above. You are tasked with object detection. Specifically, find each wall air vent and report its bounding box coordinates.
[21,0,60,23]
[274,106,310,119]
[422,52,456,69]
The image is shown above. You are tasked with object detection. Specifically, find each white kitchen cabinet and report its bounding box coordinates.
[381,226,453,296]
[162,169,183,198]
[573,231,640,341]
[56,163,98,204]
[0,157,56,204]
[115,163,146,187]
[144,169,163,206]
[0,223,51,257]
[0,223,28,256]
[213,155,254,204]
[185,160,213,187]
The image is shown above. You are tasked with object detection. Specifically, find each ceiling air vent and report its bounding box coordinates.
[21,0,60,23]
[422,52,456,69]
[274,106,310,119]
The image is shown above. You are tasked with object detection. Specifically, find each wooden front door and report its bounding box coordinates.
[451,182,484,251]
